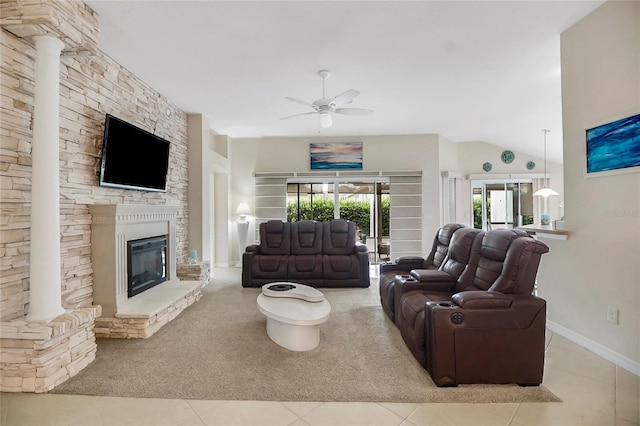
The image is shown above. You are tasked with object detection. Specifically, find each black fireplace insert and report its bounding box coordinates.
[127,235,167,297]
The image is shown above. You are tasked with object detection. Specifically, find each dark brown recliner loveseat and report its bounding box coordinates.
[242,219,370,288]
[391,228,550,387]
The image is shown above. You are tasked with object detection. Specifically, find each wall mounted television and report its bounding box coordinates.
[98,114,171,192]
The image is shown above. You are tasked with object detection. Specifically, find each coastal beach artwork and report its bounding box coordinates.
[310,142,363,170]
[586,113,640,174]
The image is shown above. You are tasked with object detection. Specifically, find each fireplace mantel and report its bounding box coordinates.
[89,204,180,317]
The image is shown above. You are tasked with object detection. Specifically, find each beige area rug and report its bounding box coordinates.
[52,270,561,403]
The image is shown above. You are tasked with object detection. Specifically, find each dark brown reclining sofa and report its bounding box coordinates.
[383,226,550,387]
[379,223,466,322]
[242,219,370,288]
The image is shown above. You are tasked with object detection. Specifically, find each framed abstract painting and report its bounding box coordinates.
[586,112,640,175]
[310,142,363,170]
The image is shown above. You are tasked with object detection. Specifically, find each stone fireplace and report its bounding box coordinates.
[89,204,201,338]
[89,204,179,317]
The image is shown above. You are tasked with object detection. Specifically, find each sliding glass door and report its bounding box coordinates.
[287,179,390,262]
[286,183,334,222]
[472,180,533,230]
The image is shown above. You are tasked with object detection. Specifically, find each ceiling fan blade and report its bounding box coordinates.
[334,108,373,116]
[330,89,360,107]
[284,97,317,109]
[280,111,317,120]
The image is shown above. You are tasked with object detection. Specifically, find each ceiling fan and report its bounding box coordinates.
[280,70,373,128]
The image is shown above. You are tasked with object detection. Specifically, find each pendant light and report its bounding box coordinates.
[533,129,559,197]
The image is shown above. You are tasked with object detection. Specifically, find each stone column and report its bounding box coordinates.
[27,35,66,322]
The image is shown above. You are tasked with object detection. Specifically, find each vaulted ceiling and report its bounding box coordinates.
[85,0,606,164]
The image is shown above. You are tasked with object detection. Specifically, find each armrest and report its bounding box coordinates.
[245,244,259,253]
[410,269,455,283]
[451,291,513,309]
[394,256,426,267]
[395,276,455,294]
[428,294,546,329]
[380,262,415,274]
[355,242,368,253]
[379,257,428,274]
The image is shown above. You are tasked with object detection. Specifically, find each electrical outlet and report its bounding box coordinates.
[607,306,619,324]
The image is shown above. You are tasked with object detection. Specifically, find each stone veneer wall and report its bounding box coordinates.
[0,4,190,322]
[177,261,212,286]
[0,306,101,392]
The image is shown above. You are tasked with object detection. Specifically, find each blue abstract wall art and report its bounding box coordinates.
[310,142,363,170]
[586,113,640,174]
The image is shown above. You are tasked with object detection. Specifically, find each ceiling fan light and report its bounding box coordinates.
[320,112,332,128]
[533,187,559,197]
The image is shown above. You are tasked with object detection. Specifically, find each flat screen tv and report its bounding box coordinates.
[98,114,171,192]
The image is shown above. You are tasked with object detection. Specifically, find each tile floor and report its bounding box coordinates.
[1,267,638,426]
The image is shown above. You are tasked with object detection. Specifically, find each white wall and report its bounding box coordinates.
[438,136,465,225]
[438,136,460,172]
[251,134,439,172]
[544,0,639,369]
[188,115,231,267]
[229,134,443,259]
[229,137,261,258]
[457,141,565,221]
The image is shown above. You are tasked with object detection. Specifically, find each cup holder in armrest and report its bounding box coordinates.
[437,302,454,307]
[394,274,417,283]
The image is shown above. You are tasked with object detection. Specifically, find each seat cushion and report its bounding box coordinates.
[399,291,451,327]
[323,254,358,278]
[399,291,431,327]
[288,254,323,279]
[251,255,288,278]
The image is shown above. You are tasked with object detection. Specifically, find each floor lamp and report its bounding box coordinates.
[236,203,251,268]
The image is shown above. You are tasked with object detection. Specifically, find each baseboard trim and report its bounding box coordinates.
[547,320,640,377]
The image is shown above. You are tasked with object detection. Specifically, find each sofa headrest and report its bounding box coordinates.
[297,220,318,234]
[265,220,285,233]
[437,223,466,246]
[507,235,550,256]
[448,228,483,262]
[329,219,350,234]
[480,229,524,261]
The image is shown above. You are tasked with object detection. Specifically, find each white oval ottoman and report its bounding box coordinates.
[257,283,331,351]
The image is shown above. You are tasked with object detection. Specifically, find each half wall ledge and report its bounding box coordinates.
[515,224,569,240]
